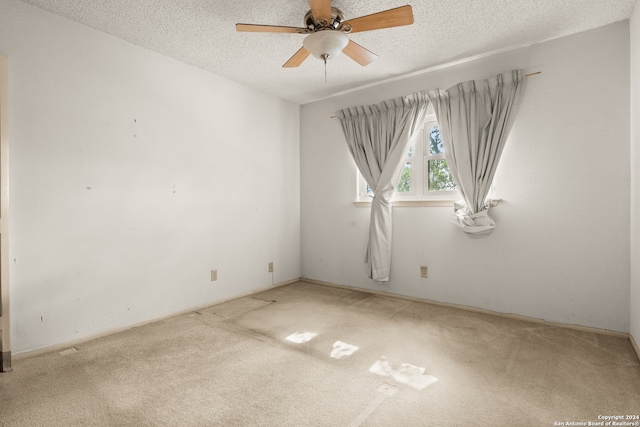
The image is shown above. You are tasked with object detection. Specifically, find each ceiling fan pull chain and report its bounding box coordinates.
[322,54,328,82]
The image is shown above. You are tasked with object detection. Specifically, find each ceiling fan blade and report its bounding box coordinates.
[343,40,378,66]
[283,47,311,68]
[308,0,332,23]
[236,23,306,33]
[342,5,414,33]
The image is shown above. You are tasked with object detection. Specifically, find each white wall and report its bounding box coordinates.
[630,0,640,345]
[0,0,301,353]
[301,22,631,332]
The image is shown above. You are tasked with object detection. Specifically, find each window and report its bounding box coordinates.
[358,111,458,202]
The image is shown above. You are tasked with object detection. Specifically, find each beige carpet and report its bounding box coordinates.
[1,280,638,426]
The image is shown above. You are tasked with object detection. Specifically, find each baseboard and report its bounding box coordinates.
[301,278,631,340]
[14,277,302,361]
[631,335,640,363]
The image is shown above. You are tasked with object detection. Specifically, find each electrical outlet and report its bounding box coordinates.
[420,266,428,278]
[268,262,274,273]
[211,269,218,281]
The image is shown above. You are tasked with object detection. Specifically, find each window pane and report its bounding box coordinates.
[407,145,414,158]
[428,159,457,191]
[397,162,412,192]
[429,125,443,155]
[366,183,373,197]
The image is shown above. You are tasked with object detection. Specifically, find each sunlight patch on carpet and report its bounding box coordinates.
[369,357,438,390]
[285,331,317,343]
[330,341,359,359]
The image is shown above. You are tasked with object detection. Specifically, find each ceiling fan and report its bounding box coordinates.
[236,0,414,68]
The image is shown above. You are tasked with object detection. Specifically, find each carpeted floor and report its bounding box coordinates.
[1,280,639,426]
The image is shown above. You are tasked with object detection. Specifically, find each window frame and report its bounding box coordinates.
[356,111,460,203]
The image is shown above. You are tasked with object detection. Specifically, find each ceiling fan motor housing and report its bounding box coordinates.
[304,7,349,32]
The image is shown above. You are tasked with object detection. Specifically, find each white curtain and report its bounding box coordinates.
[337,93,428,282]
[428,70,525,237]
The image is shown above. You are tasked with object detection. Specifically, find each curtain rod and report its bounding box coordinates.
[329,71,541,118]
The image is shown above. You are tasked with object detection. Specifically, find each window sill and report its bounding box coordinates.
[353,199,502,208]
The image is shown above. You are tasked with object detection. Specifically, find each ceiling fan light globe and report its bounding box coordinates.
[303,30,349,60]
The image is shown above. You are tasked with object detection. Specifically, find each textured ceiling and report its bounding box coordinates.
[20,0,637,104]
